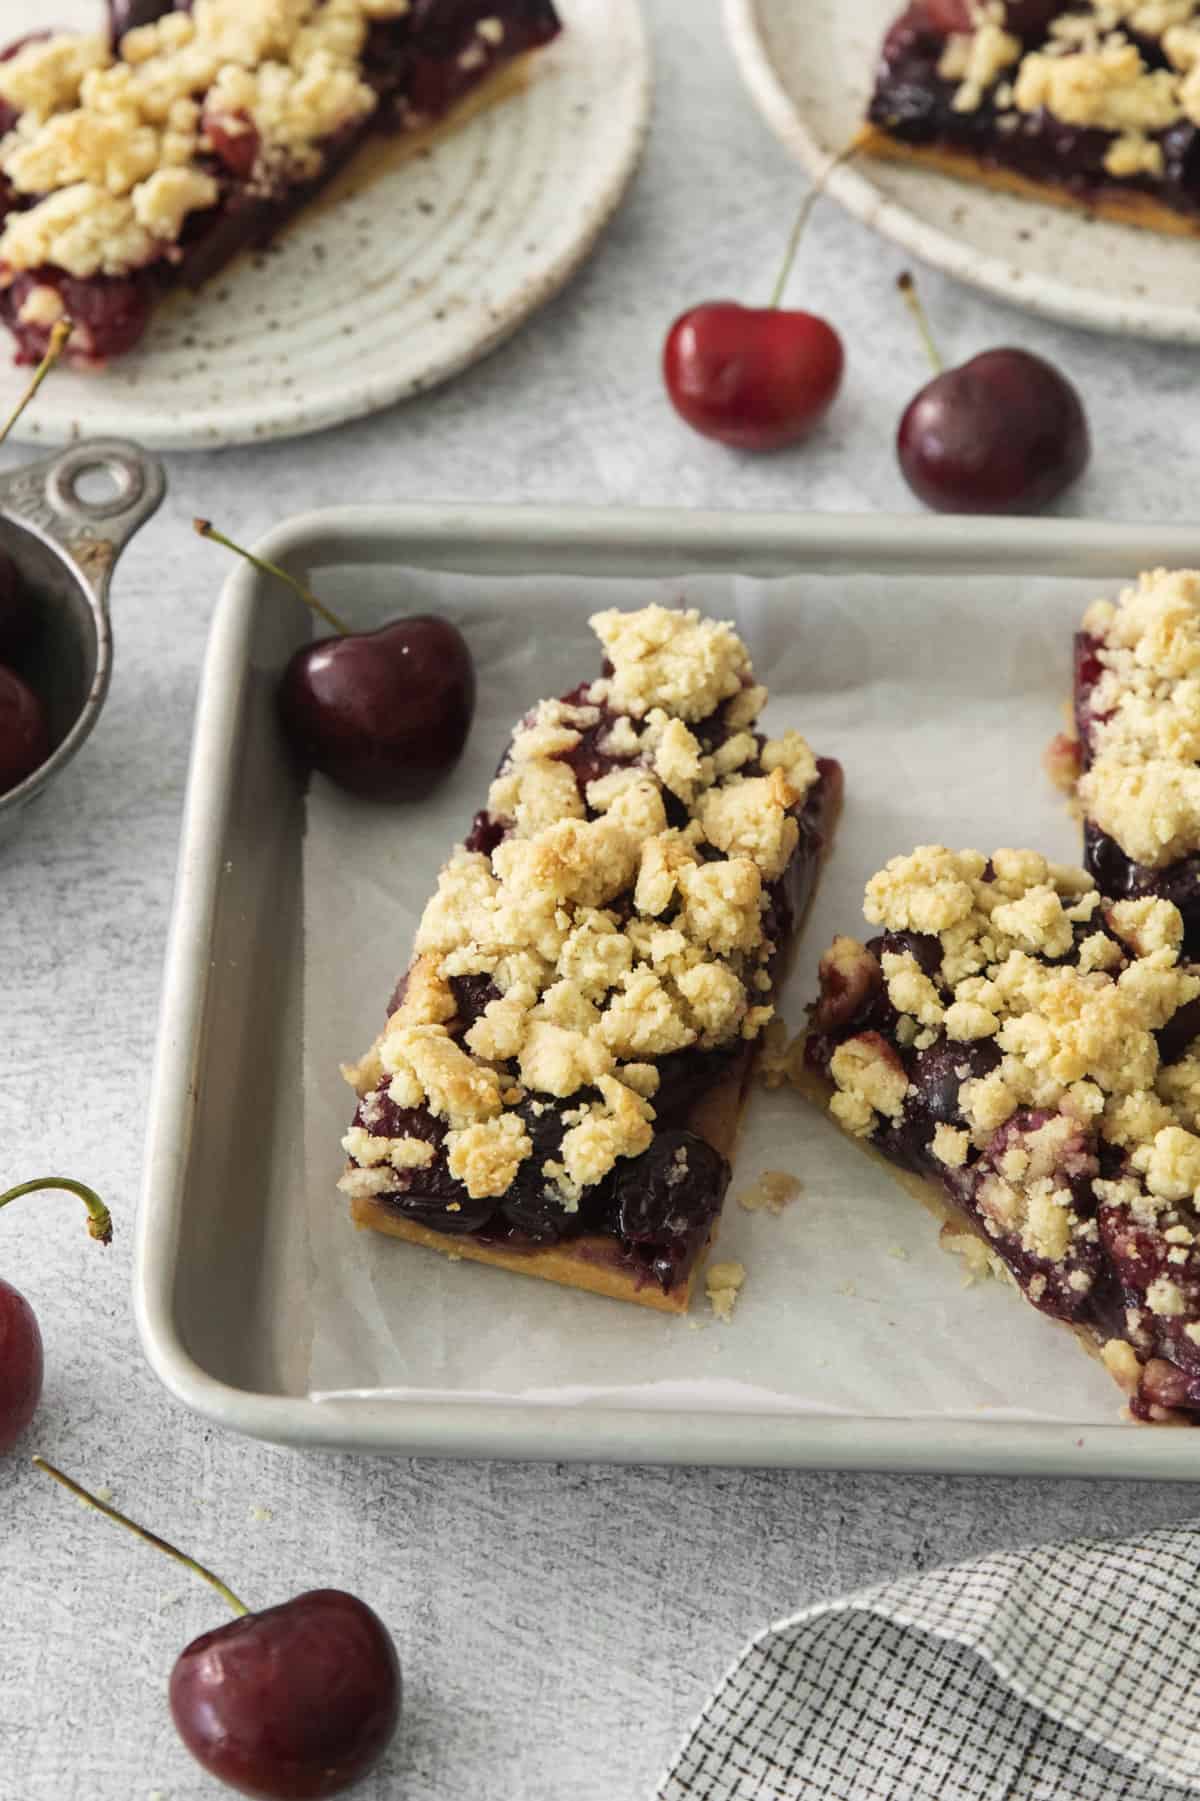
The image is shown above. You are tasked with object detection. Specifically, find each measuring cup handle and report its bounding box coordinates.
[0,439,166,600]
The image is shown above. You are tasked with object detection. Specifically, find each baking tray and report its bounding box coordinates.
[135,505,1200,1477]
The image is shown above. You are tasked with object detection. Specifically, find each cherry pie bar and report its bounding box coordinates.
[862,1,1200,237]
[803,845,1200,1424]
[339,604,842,1312]
[0,0,562,367]
[1052,569,1200,957]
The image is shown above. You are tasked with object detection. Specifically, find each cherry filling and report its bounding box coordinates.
[870,4,1200,219]
[807,918,1200,1422]
[355,1082,730,1289]
[365,678,841,1293]
[1074,630,1200,956]
[0,0,562,365]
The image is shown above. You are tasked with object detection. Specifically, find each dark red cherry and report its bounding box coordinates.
[279,615,475,800]
[898,348,1090,513]
[663,301,844,450]
[0,549,34,658]
[0,1179,111,1451]
[0,1278,42,1452]
[170,1590,401,1801]
[195,521,476,802]
[0,661,50,795]
[35,1458,401,1801]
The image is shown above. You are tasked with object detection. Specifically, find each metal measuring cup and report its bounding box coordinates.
[0,440,165,845]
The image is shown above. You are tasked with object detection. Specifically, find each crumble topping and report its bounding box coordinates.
[0,0,414,280]
[344,604,821,1207]
[823,845,1200,1284]
[938,11,1021,113]
[1077,569,1200,868]
[930,4,1200,180]
[588,604,752,722]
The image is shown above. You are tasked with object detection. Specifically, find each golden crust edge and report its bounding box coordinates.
[856,124,1200,241]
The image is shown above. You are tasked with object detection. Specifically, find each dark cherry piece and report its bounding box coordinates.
[895,275,1089,513]
[34,1460,402,1800]
[663,302,843,451]
[0,1179,111,1452]
[925,0,1058,32]
[170,1591,401,1801]
[0,662,50,796]
[195,521,476,801]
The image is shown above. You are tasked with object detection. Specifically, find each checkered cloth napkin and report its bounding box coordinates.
[659,1522,1200,1799]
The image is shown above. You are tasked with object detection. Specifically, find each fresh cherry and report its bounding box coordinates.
[196,521,476,801]
[895,273,1089,513]
[34,1460,402,1800]
[0,1179,111,1452]
[0,661,50,796]
[171,1591,401,1799]
[664,304,843,451]
[663,183,844,450]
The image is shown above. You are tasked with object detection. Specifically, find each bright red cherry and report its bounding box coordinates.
[0,1179,111,1452]
[195,521,475,801]
[662,181,845,451]
[35,1460,402,1801]
[663,302,844,450]
[895,273,1090,514]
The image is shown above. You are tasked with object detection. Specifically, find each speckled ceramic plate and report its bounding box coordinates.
[0,0,650,451]
[725,0,1200,344]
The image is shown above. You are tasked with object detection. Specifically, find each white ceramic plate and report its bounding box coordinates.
[0,0,650,450]
[725,0,1200,344]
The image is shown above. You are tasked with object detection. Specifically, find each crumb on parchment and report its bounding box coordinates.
[736,1169,801,1214]
[705,1260,746,1322]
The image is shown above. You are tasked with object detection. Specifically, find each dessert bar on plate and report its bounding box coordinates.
[339,603,841,1313]
[861,1,1200,237]
[803,843,1200,1425]
[1051,568,1200,957]
[0,0,561,367]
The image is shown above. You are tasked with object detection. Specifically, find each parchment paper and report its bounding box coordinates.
[302,561,1122,1423]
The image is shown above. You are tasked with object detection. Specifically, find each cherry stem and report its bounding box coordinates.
[0,1177,112,1245]
[194,518,351,637]
[897,272,944,375]
[767,141,858,310]
[0,318,73,444]
[33,1458,251,1619]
